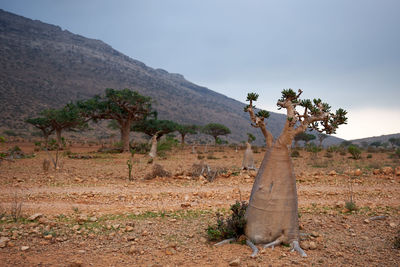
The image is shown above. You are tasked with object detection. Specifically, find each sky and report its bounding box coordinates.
[1,0,400,140]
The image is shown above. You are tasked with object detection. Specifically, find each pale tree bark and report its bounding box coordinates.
[242,142,256,170]
[120,121,131,152]
[242,90,346,257]
[148,133,158,159]
[55,128,63,149]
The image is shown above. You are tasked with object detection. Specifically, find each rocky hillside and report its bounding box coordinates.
[350,133,400,146]
[0,9,343,145]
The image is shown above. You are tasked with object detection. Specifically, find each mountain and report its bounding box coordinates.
[350,133,400,146]
[0,9,344,146]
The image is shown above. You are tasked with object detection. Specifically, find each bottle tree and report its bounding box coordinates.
[131,118,179,140]
[243,89,347,256]
[77,88,152,152]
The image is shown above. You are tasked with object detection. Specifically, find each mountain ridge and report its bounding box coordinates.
[0,9,344,146]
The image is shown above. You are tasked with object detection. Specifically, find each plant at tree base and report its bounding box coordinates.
[77,88,152,152]
[207,201,248,241]
[225,89,347,257]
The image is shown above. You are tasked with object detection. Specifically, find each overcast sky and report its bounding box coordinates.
[1,0,399,140]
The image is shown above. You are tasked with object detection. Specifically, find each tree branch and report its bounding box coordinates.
[247,101,273,148]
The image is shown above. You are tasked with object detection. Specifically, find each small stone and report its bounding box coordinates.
[364,219,370,224]
[141,230,148,236]
[129,245,139,254]
[72,225,80,231]
[44,234,52,240]
[199,237,207,243]
[228,258,240,266]
[125,226,134,232]
[78,250,85,254]
[309,241,317,250]
[389,222,397,228]
[21,246,30,251]
[112,224,120,229]
[0,237,10,248]
[311,231,319,237]
[181,203,191,208]
[335,201,345,208]
[382,167,393,175]
[372,169,380,175]
[27,213,43,221]
[354,169,362,176]
[89,216,98,222]
[165,248,175,255]
[395,166,400,176]
[328,170,337,176]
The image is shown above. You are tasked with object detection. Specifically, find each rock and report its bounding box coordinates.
[125,226,134,232]
[335,200,345,208]
[78,250,85,254]
[309,241,317,250]
[372,169,380,175]
[199,237,207,243]
[229,258,240,266]
[311,231,319,237]
[181,203,191,208]
[68,263,82,267]
[165,248,175,255]
[89,216,98,222]
[27,213,43,221]
[0,237,10,248]
[395,166,400,176]
[382,167,393,175]
[20,246,30,251]
[354,169,362,176]
[72,225,80,231]
[44,234,52,240]
[389,222,397,228]
[112,224,120,229]
[77,214,88,223]
[328,170,337,176]
[363,219,370,224]
[129,245,139,254]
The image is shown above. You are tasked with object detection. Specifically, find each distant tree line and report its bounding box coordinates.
[25,88,232,151]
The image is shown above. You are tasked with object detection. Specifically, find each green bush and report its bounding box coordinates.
[206,201,248,241]
[157,136,179,153]
[348,145,361,159]
[345,201,357,212]
[366,154,372,159]
[291,150,300,157]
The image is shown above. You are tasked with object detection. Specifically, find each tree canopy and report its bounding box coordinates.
[131,119,179,139]
[26,117,54,145]
[202,123,231,144]
[77,88,153,151]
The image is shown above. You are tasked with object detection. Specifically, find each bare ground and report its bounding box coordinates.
[0,143,399,266]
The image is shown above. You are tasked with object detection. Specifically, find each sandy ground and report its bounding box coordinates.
[0,142,399,266]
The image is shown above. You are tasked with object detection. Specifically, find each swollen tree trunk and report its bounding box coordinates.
[55,128,63,149]
[149,134,158,158]
[245,141,299,244]
[242,142,255,170]
[181,134,185,147]
[120,121,131,152]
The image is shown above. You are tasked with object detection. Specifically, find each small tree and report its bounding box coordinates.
[294,132,316,147]
[132,119,179,140]
[41,103,87,149]
[176,124,198,146]
[78,88,152,152]
[26,117,54,147]
[202,123,231,145]
[348,145,361,159]
[247,133,256,143]
[317,133,329,147]
[241,89,347,257]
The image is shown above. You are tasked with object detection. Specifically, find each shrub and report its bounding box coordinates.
[348,145,361,159]
[366,154,372,159]
[206,201,248,241]
[345,201,357,212]
[291,150,300,157]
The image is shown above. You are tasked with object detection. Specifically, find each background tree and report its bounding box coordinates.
[176,124,198,146]
[294,132,316,147]
[78,88,152,152]
[202,123,231,145]
[317,133,329,147]
[247,133,256,143]
[370,141,382,148]
[242,89,347,257]
[26,117,54,147]
[41,103,87,148]
[131,119,178,140]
